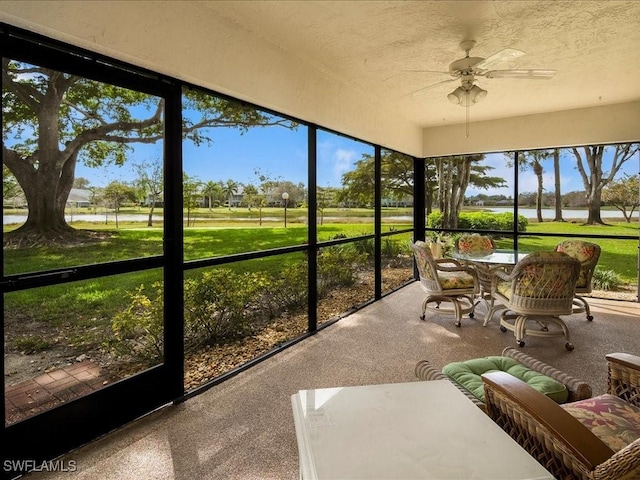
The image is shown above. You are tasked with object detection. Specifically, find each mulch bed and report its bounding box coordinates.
[184,267,413,390]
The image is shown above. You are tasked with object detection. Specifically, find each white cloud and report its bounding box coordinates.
[333,148,357,178]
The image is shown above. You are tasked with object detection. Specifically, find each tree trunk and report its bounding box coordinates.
[2,77,85,246]
[586,189,606,224]
[533,160,544,223]
[552,149,564,221]
[424,184,434,216]
[147,194,156,227]
[4,150,77,246]
[572,145,638,225]
[435,156,473,229]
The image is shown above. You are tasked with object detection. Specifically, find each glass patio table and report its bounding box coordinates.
[451,249,530,326]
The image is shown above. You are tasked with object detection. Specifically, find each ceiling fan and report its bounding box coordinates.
[407,39,556,105]
[407,40,556,137]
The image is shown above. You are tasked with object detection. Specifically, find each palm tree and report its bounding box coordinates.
[223,179,238,211]
[201,181,223,210]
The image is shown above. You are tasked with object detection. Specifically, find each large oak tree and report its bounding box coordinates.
[571,144,639,225]
[2,59,294,246]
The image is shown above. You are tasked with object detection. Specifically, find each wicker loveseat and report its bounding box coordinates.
[482,352,640,480]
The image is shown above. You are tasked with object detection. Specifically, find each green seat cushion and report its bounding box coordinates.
[442,356,569,403]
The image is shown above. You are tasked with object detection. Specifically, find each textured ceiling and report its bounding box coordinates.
[198,0,640,128]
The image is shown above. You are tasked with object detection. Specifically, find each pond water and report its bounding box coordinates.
[3,208,637,225]
[488,207,637,220]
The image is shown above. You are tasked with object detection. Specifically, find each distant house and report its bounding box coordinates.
[143,193,164,208]
[381,196,414,207]
[67,189,92,208]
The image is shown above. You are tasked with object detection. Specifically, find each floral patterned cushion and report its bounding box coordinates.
[556,240,598,263]
[555,240,599,288]
[412,241,437,281]
[496,280,512,298]
[413,241,475,290]
[561,394,640,452]
[456,235,494,257]
[511,251,577,299]
[437,270,476,290]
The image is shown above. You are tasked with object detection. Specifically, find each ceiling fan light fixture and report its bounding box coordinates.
[448,84,487,107]
[447,86,465,105]
[469,85,487,103]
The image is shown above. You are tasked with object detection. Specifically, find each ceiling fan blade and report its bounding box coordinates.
[484,69,556,79]
[403,69,451,75]
[475,48,525,70]
[400,78,456,98]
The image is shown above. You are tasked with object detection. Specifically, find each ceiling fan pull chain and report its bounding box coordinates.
[466,104,470,138]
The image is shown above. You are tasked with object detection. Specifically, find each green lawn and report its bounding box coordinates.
[3,216,637,328]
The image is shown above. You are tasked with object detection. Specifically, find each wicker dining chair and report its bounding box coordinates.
[453,234,506,325]
[492,251,581,350]
[454,233,496,258]
[482,352,640,480]
[554,239,602,321]
[411,240,478,328]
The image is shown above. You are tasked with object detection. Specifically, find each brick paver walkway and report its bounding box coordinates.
[5,361,108,425]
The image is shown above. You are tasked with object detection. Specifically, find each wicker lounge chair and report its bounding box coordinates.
[411,240,478,328]
[492,251,581,350]
[555,239,602,321]
[415,346,592,410]
[482,352,640,480]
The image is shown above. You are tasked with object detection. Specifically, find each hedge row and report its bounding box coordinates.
[427,211,528,232]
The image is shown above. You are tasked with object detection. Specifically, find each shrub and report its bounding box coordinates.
[317,245,366,296]
[259,261,309,317]
[111,283,164,364]
[427,211,528,232]
[592,268,621,291]
[184,268,267,347]
[381,237,403,258]
[352,236,375,257]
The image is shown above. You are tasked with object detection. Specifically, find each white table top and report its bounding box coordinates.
[291,380,553,480]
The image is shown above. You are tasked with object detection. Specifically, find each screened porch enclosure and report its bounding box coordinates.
[1,10,639,477]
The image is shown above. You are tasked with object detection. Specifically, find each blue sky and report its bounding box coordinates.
[75,125,638,196]
[468,148,639,197]
[75,126,374,189]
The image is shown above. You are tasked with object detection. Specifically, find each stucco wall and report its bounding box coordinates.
[422,101,640,157]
